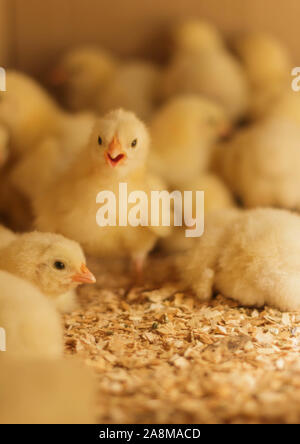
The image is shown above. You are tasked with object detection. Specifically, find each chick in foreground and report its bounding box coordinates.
[215,117,300,209]
[0,356,96,424]
[149,95,230,188]
[0,231,96,313]
[0,271,63,357]
[233,32,291,119]
[97,60,161,121]
[35,109,171,273]
[180,208,300,311]
[48,46,118,112]
[160,173,235,253]
[161,20,249,121]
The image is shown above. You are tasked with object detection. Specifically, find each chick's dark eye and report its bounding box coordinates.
[54,261,65,270]
[98,136,102,145]
[131,139,137,148]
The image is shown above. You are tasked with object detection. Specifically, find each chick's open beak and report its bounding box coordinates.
[105,136,126,168]
[72,263,96,284]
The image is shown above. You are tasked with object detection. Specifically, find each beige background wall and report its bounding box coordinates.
[1,0,299,73]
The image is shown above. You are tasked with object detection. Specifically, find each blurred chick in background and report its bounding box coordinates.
[0,270,63,358]
[149,95,230,189]
[48,46,118,112]
[161,20,249,121]
[180,208,300,312]
[35,109,171,274]
[215,117,300,210]
[97,60,161,121]
[0,356,96,424]
[233,32,291,119]
[0,229,96,313]
[160,173,235,253]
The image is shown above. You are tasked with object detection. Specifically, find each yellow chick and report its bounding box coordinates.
[0,231,96,313]
[48,46,118,112]
[34,109,171,273]
[0,356,96,424]
[215,117,300,209]
[233,32,291,119]
[149,95,230,188]
[160,173,235,253]
[161,21,249,121]
[0,270,63,358]
[180,208,300,311]
[97,60,161,121]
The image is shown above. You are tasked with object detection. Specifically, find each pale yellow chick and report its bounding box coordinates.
[48,46,118,112]
[0,270,63,358]
[180,208,300,311]
[160,173,235,253]
[0,356,96,424]
[161,21,249,121]
[35,109,171,272]
[215,117,300,209]
[149,95,230,188]
[97,60,161,121]
[233,32,291,119]
[0,231,96,313]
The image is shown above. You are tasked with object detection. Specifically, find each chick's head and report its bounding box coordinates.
[89,109,150,176]
[173,20,224,54]
[2,232,96,297]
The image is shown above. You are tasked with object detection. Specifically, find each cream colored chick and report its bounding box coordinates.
[35,109,171,273]
[180,208,300,311]
[160,173,235,253]
[0,356,96,424]
[0,231,95,313]
[233,32,291,119]
[49,46,118,112]
[149,95,230,188]
[97,60,161,121]
[9,111,95,202]
[161,21,249,121]
[215,117,300,209]
[0,270,63,357]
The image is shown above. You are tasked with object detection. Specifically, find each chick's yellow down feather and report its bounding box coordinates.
[0,356,96,424]
[215,117,300,209]
[0,231,95,313]
[0,271,63,357]
[34,109,171,271]
[161,21,249,121]
[97,60,161,121]
[48,46,118,112]
[149,95,230,188]
[180,208,300,311]
[233,32,291,119]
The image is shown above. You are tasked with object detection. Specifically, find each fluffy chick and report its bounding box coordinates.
[215,117,300,209]
[149,95,230,188]
[161,21,249,121]
[180,208,300,311]
[0,270,63,357]
[48,46,118,112]
[0,356,96,424]
[35,109,171,272]
[233,32,291,119]
[97,60,161,121]
[0,231,96,313]
[160,173,235,253]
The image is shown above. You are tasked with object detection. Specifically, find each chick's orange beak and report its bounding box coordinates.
[105,136,126,168]
[72,264,96,284]
[219,123,233,140]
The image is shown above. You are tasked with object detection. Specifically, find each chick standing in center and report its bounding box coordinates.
[34,109,170,275]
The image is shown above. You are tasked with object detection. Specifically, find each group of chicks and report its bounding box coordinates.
[1,18,300,422]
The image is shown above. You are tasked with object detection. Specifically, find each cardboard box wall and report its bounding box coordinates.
[0,0,299,73]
